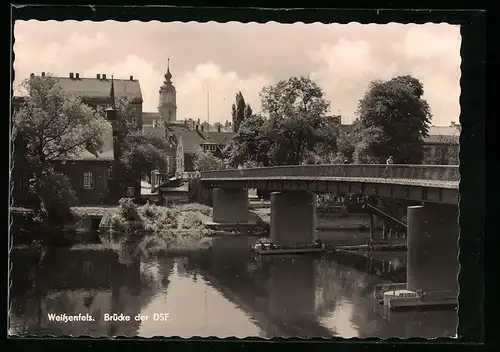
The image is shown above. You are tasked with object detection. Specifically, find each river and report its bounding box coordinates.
[8,231,457,339]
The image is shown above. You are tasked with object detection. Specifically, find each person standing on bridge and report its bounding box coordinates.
[385,155,394,176]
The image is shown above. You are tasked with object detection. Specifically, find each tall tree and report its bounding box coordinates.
[223,114,272,167]
[231,91,249,133]
[355,75,431,164]
[260,76,335,165]
[12,75,108,224]
[120,132,170,183]
[13,75,108,168]
[244,104,253,120]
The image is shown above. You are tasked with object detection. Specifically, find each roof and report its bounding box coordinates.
[142,112,159,126]
[427,125,461,137]
[424,135,459,145]
[424,124,461,145]
[176,131,204,154]
[198,131,236,144]
[143,125,166,139]
[173,129,235,154]
[64,121,114,161]
[55,76,143,103]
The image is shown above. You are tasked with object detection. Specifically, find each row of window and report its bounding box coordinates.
[202,144,218,152]
[83,167,113,189]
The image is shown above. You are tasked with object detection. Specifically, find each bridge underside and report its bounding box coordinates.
[201,179,458,205]
[208,185,459,295]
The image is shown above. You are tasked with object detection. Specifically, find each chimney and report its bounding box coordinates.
[201,125,204,132]
[30,73,35,79]
[196,125,199,132]
[130,75,134,81]
[69,72,74,79]
[197,118,200,125]
[75,73,79,79]
[217,125,221,132]
[450,121,455,127]
[102,74,107,80]
[97,74,101,79]
[41,72,45,77]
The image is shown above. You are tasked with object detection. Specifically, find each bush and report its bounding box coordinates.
[29,169,78,228]
[117,198,142,221]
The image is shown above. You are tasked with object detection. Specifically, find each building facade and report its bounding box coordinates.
[422,123,460,165]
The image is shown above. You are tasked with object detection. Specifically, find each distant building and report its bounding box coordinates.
[423,122,460,165]
[140,61,235,174]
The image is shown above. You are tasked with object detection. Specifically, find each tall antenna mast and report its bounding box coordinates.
[207,83,210,130]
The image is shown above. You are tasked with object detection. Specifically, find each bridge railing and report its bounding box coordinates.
[200,164,460,182]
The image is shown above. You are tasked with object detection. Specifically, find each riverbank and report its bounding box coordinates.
[97,200,215,258]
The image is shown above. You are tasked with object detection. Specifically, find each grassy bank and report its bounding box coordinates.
[99,199,215,258]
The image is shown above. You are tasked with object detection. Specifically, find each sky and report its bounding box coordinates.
[13,21,461,126]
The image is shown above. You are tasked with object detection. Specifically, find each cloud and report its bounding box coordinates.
[175,62,273,123]
[309,25,461,125]
[83,55,165,113]
[13,28,110,92]
[12,21,461,127]
[397,25,462,125]
[309,39,398,121]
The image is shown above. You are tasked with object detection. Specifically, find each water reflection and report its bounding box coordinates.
[9,235,457,339]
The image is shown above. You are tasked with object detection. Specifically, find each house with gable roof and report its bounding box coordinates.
[12,74,128,205]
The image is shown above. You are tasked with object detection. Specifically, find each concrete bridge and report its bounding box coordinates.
[199,164,460,300]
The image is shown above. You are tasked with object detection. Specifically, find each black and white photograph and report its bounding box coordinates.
[9,16,462,339]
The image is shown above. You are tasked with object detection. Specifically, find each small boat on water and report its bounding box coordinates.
[251,240,328,255]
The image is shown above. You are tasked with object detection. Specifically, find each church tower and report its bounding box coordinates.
[158,59,177,123]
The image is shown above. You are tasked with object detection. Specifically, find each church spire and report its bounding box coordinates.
[164,58,172,83]
[109,75,116,109]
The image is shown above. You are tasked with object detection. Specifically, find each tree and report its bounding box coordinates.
[12,75,108,225]
[193,149,227,172]
[334,129,357,163]
[231,91,251,133]
[223,114,273,167]
[352,125,389,164]
[13,75,109,168]
[355,75,431,164]
[120,131,170,183]
[259,76,336,165]
[244,104,253,120]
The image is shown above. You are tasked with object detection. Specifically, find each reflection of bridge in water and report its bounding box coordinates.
[190,237,334,338]
[182,236,456,338]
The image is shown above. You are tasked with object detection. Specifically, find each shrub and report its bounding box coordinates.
[117,197,141,221]
[29,169,78,228]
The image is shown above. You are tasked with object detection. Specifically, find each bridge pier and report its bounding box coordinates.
[406,204,459,294]
[212,188,249,224]
[270,191,317,245]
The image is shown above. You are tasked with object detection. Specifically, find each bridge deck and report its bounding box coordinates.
[201,176,459,189]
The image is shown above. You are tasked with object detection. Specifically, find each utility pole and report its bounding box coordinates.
[207,83,210,131]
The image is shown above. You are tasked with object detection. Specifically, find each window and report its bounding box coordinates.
[168,110,173,119]
[83,172,94,190]
[108,166,113,179]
